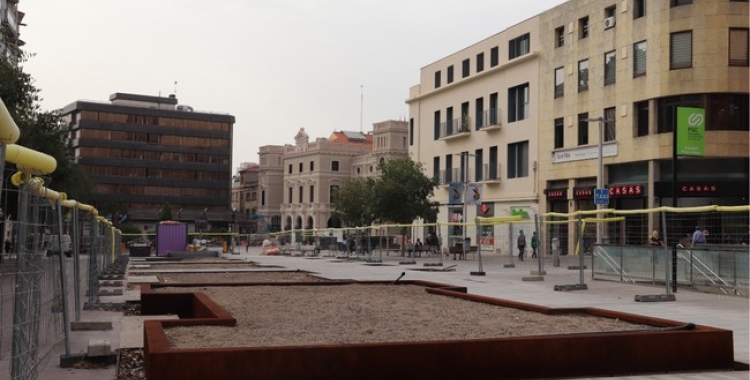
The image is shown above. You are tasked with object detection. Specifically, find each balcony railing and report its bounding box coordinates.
[478,109,501,130]
[440,117,471,139]
[483,162,501,182]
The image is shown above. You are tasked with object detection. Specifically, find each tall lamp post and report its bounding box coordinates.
[585,117,613,245]
[231,208,237,254]
[454,151,476,259]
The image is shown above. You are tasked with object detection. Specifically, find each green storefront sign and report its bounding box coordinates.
[676,107,705,157]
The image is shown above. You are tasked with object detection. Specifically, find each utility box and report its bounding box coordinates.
[129,242,151,257]
[157,223,188,257]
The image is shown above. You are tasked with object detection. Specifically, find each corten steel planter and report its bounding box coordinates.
[142,280,735,380]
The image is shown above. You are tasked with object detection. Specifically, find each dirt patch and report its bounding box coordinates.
[161,284,656,349]
[142,271,326,284]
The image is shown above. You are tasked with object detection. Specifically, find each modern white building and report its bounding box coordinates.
[407,16,541,254]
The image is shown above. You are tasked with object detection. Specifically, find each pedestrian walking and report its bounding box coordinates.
[517,230,526,261]
[531,231,539,258]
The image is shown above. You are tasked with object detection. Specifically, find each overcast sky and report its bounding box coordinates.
[20,0,567,171]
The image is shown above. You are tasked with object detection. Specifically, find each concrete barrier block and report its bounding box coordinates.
[71,321,113,331]
[88,339,112,357]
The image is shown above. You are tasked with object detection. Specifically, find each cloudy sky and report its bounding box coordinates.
[20,0,566,171]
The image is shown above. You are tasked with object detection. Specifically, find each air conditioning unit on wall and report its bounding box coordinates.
[604,17,616,28]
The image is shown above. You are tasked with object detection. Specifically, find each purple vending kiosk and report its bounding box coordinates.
[156,222,188,257]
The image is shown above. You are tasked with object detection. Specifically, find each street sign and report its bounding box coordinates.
[594,188,609,205]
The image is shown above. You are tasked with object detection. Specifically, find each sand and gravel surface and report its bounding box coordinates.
[159,283,655,349]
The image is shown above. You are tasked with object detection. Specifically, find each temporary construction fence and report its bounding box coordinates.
[0,99,121,380]
[263,205,747,294]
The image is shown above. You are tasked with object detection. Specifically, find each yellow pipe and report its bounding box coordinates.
[5,144,56,175]
[0,97,20,144]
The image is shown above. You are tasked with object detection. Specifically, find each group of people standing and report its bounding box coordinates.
[516,230,539,261]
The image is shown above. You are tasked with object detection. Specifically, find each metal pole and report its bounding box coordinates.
[72,208,81,321]
[578,214,585,286]
[56,201,71,356]
[535,214,543,274]
[661,211,671,295]
[597,117,603,245]
[462,152,467,261]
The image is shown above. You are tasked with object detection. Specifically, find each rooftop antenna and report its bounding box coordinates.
[360,84,364,132]
[174,81,178,96]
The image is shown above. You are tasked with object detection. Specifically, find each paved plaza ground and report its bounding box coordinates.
[39,247,749,380]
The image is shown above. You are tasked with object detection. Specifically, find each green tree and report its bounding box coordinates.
[118,222,142,244]
[159,203,173,221]
[372,157,439,224]
[0,55,92,202]
[330,176,377,227]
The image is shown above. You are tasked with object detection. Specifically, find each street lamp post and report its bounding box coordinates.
[231,208,237,254]
[585,117,613,245]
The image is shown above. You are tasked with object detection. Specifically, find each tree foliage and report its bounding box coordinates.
[0,56,92,202]
[373,157,439,224]
[159,203,174,221]
[331,157,439,227]
[330,177,376,227]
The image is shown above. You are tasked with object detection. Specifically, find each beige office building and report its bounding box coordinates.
[408,0,748,256]
[257,121,408,234]
[538,0,749,254]
[407,16,542,254]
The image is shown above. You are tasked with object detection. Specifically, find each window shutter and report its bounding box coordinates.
[671,32,692,68]
[729,29,749,66]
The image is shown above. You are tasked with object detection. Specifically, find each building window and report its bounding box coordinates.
[476,52,484,73]
[490,46,499,67]
[433,156,440,183]
[671,0,692,6]
[298,186,303,203]
[434,71,441,88]
[331,160,339,171]
[509,33,530,59]
[309,185,314,202]
[461,102,470,131]
[474,149,483,182]
[299,162,303,173]
[409,118,414,146]
[447,65,454,84]
[729,28,749,66]
[670,31,692,69]
[604,50,616,85]
[555,26,564,48]
[554,67,564,98]
[288,187,292,203]
[445,154,453,183]
[475,97,484,130]
[604,107,616,142]
[462,59,470,78]
[489,92,499,125]
[508,83,529,123]
[634,0,646,19]
[288,164,292,174]
[261,190,265,206]
[633,41,647,77]
[554,118,564,149]
[310,161,314,171]
[578,113,589,146]
[507,141,529,179]
[579,16,589,39]
[329,185,338,203]
[446,107,454,135]
[578,59,589,92]
[604,6,616,26]
[434,110,441,140]
[488,146,498,180]
[635,100,649,137]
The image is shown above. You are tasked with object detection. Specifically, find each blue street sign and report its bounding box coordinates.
[594,188,609,205]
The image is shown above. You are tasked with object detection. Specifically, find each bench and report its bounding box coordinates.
[448,245,478,260]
